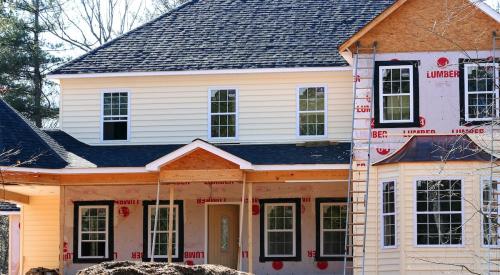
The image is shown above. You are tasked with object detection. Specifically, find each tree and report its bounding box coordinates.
[0,0,61,127]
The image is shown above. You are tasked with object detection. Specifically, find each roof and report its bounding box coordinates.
[0,99,68,169]
[45,130,351,168]
[374,135,494,165]
[49,0,395,76]
[0,201,20,213]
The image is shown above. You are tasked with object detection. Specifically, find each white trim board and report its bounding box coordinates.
[48,67,352,80]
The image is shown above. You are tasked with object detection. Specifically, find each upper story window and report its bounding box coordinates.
[374,61,420,128]
[209,89,237,139]
[73,201,114,263]
[260,198,301,261]
[415,180,462,246]
[381,181,396,248]
[460,62,499,124]
[297,86,327,137]
[482,180,500,247]
[102,92,129,141]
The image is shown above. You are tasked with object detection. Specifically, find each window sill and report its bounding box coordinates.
[142,256,184,263]
[374,120,420,129]
[315,255,350,262]
[259,255,301,262]
[73,257,114,264]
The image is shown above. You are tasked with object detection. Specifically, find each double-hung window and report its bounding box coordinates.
[381,181,396,248]
[142,200,184,262]
[315,198,347,260]
[482,180,500,246]
[415,180,462,246]
[374,61,419,128]
[74,201,114,263]
[209,89,237,139]
[461,62,499,123]
[297,86,327,136]
[102,92,129,141]
[260,198,301,261]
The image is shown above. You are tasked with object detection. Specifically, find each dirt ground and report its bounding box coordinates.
[76,261,249,275]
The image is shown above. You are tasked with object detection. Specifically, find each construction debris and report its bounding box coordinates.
[76,261,248,275]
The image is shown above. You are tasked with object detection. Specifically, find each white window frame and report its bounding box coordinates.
[264,202,296,258]
[296,85,328,138]
[100,90,130,142]
[147,205,179,259]
[413,178,464,248]
[481,178,500,247]
[378,65,414,124]
[464,63,500,122]
[78,205,109,259]
[207,87,239,140]
[319,202,347,257]
[380,180,397,249]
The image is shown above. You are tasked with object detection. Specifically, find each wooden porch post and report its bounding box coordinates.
[247,181,253,274]
[237,173,246,270]
[168,184,175,264]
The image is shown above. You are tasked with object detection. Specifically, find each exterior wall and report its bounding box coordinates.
[9,214,20,275]
[61,182,348,275]
[20,196,60,273]
[353,50,497,164]
[59,70,353,145]
[363,161,493,274]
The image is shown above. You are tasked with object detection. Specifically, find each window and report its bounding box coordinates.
[102,92,129,141]
[482,180,500,246]
[374,61,419,128]
[415,180,462,246]
[260,198,301,262]
[142,200,184,262]
[297,86,327,136]
[73,201,114,263]
[381,181,396,248]
[209,89,237,139]
[315,198,347,261]
[460,62,499,123]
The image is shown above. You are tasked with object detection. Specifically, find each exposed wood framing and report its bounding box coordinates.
[247,181,253,274]
[237,173,246,271]
[0,189,29,204]
[246,170,348,183]
[167,184,175,264]
[160,170,244,182]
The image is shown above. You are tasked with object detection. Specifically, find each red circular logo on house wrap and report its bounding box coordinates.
[317,261,328,270]
[272,261,283,270]
[252,204,259,215]
[376,148,391,155]
[419,116,426,128]
[118,206,130,218]
[437,57,449,68]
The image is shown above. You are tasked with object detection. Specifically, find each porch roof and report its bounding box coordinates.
[45,130,351,169]
[0,201,20,213]
[374,135,494,165]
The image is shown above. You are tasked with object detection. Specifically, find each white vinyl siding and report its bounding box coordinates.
[59,71,352,145]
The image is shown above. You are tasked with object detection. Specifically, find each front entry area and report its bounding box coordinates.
[207,204,240,269]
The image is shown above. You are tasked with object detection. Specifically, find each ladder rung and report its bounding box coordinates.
[352,180,368,183]
[349,222,365,226]
[355,97,372,100]
[349,234,366,236]
[351,201,366,205]
[345,266,362,269]
[356,87,373,90]
[351,211,366,214]
[346,244,364,247]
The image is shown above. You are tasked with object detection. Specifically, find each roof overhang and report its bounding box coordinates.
[338,0,500,53]
[47,66,352,80]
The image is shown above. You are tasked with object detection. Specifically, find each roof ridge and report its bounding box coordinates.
[0,99,68,165]
[48,0,200,75]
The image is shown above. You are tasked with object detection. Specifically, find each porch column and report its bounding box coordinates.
[168,184,175,264]
[238,173,246,271]
[247,181,253,274]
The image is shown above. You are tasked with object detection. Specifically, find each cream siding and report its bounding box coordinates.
[361,161,495,274]
[20,196,60,273]
[59,71,353,145]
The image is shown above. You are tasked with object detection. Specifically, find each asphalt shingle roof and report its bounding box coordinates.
[374,135,494,165]
[0,201,19,212]
[50,0,395,75]
[0,99,68,169]
[45,130,351,167]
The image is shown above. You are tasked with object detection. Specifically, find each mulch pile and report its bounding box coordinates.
[76,261,248,275]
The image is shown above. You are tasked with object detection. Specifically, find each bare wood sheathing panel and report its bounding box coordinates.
[161,148,240,170]
[347,0,499,53]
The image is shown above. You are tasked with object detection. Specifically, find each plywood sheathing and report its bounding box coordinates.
[347,0,500,53]
[161,148,240,170]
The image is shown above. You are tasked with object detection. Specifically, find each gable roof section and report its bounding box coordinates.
[374,135,494,165]
[49,0,394,76]
[0,99,68,169]
[339,0,500,52]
